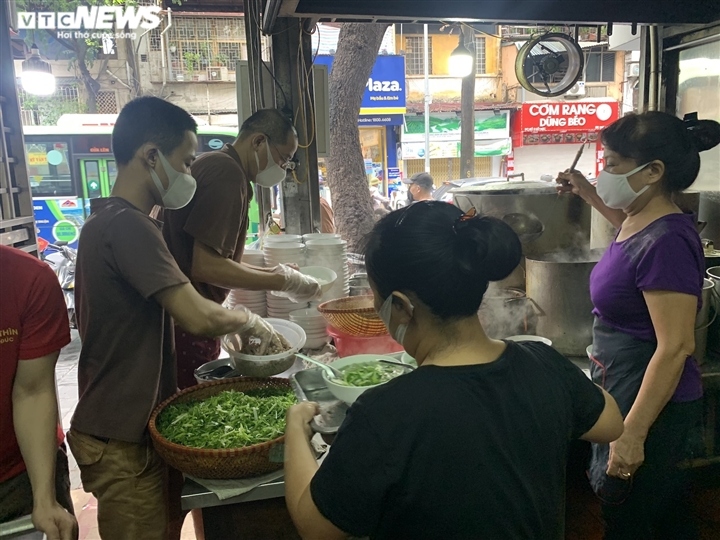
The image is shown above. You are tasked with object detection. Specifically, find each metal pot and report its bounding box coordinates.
[590,206,617,250]
[525,249,604,356]
[695,278,715,365]
[452,180,591,258]
[700,191,720,245]
[707,267,720,361]
[349,273,371,296]
[674,190,701,217]
[478,288,538,339]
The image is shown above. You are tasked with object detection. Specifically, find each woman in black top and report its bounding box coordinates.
[284,201,624,540]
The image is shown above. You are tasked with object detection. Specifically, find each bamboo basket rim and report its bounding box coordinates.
[317,295,379,315]
[148,377,291,457]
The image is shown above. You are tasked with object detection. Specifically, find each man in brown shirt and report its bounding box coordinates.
[319,196,336,234]
[161,109,321,389]
[68,97,276,540]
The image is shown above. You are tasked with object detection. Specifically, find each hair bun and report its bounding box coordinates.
[684,114,720,152]
[454,216,522,282]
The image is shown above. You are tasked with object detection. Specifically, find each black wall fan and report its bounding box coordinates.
[515,33,585,97]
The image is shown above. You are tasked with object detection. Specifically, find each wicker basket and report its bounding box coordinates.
[317,295,388,337]
[148,377,291,479]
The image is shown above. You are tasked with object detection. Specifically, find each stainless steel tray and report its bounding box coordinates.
[289,368,348,435]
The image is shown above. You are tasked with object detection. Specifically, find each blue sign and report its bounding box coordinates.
[315,55,406,122]
[33,197,85,249]
[357,114,404,126]
[387,167,401,181]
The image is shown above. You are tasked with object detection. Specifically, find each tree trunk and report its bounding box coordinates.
[74,38,101,113]
[326,23,389,253]
[124,37,141,98]
[78,62,100,113]
[460,27,476,179]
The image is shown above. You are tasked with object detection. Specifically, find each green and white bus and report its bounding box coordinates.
[23,118,260,248]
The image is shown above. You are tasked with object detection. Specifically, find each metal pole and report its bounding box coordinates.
[423,24,430,173]
[460,26,476,179]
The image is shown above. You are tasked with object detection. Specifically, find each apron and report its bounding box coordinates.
[587,319,657,505]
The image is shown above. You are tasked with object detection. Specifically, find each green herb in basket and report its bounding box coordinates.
[156,389,296,449]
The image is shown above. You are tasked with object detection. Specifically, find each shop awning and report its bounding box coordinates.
[270,0,720,26]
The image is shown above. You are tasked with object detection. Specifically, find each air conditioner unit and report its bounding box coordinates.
[207,67,229,81]
[564,80,586,98]
[627,63,640,77]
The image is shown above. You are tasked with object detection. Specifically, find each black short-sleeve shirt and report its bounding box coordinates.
[310,341,605,540]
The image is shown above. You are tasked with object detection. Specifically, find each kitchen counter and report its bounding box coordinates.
[181,477,286,511]
[182,350,720,538]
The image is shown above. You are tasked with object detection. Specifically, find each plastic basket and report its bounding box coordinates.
[327,326,403,357]
[317,295,388,337]
[148,378,291,479]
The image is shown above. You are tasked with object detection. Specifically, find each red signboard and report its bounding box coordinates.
[519,101,620,134]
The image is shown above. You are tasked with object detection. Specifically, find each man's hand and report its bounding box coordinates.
[230,306,284,355]
[273,265,322,303]
[32,502,78,540]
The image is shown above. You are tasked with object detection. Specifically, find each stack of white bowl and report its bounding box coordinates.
[302,233,341,242]
[305,238,350,302]
[263,240,307,267]
[289,308,330,350]
[264,234,303,247]
[224,250,268,316]
[264,240,309,319]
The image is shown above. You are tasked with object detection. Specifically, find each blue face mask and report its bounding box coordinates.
[378,294,414,346]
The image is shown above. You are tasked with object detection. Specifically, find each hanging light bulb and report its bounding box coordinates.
[449,35,474,78]
[21,44,56,96]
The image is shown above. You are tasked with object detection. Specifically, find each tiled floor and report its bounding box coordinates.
[57,332,196,540]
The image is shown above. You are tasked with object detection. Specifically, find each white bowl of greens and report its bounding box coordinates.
[323,354,412,404]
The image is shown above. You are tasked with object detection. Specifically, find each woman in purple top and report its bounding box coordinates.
[557,111,720,540]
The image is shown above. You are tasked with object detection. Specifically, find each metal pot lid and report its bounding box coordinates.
[451,180,557,195]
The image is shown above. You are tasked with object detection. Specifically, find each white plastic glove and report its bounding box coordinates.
[229,306,283,356]
[272,264,322,303]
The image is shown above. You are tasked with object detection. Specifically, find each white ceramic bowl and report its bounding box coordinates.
[221,318,306,377]
[586,345,593,359]
[289,307,322,319]
[505,335,553,346]
[303,233,341,241]
[298,266,338,293]
[264,242,305,250]
[305,238,347,246]
[264,235,303,244]
[304,335,331,349]
[401,352,418,366]
[323,354,409,404]
[293,323,327,332]
[296,327,327,335]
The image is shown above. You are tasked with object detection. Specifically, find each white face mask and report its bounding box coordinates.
[150,151,196,210]
[378,294,414,346]
[596,163,650,210]
[254,140,287,188]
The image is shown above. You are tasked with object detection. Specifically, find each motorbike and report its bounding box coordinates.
[41,241,77,329]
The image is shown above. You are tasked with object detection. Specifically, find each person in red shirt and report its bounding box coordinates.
[0,244,78,540]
